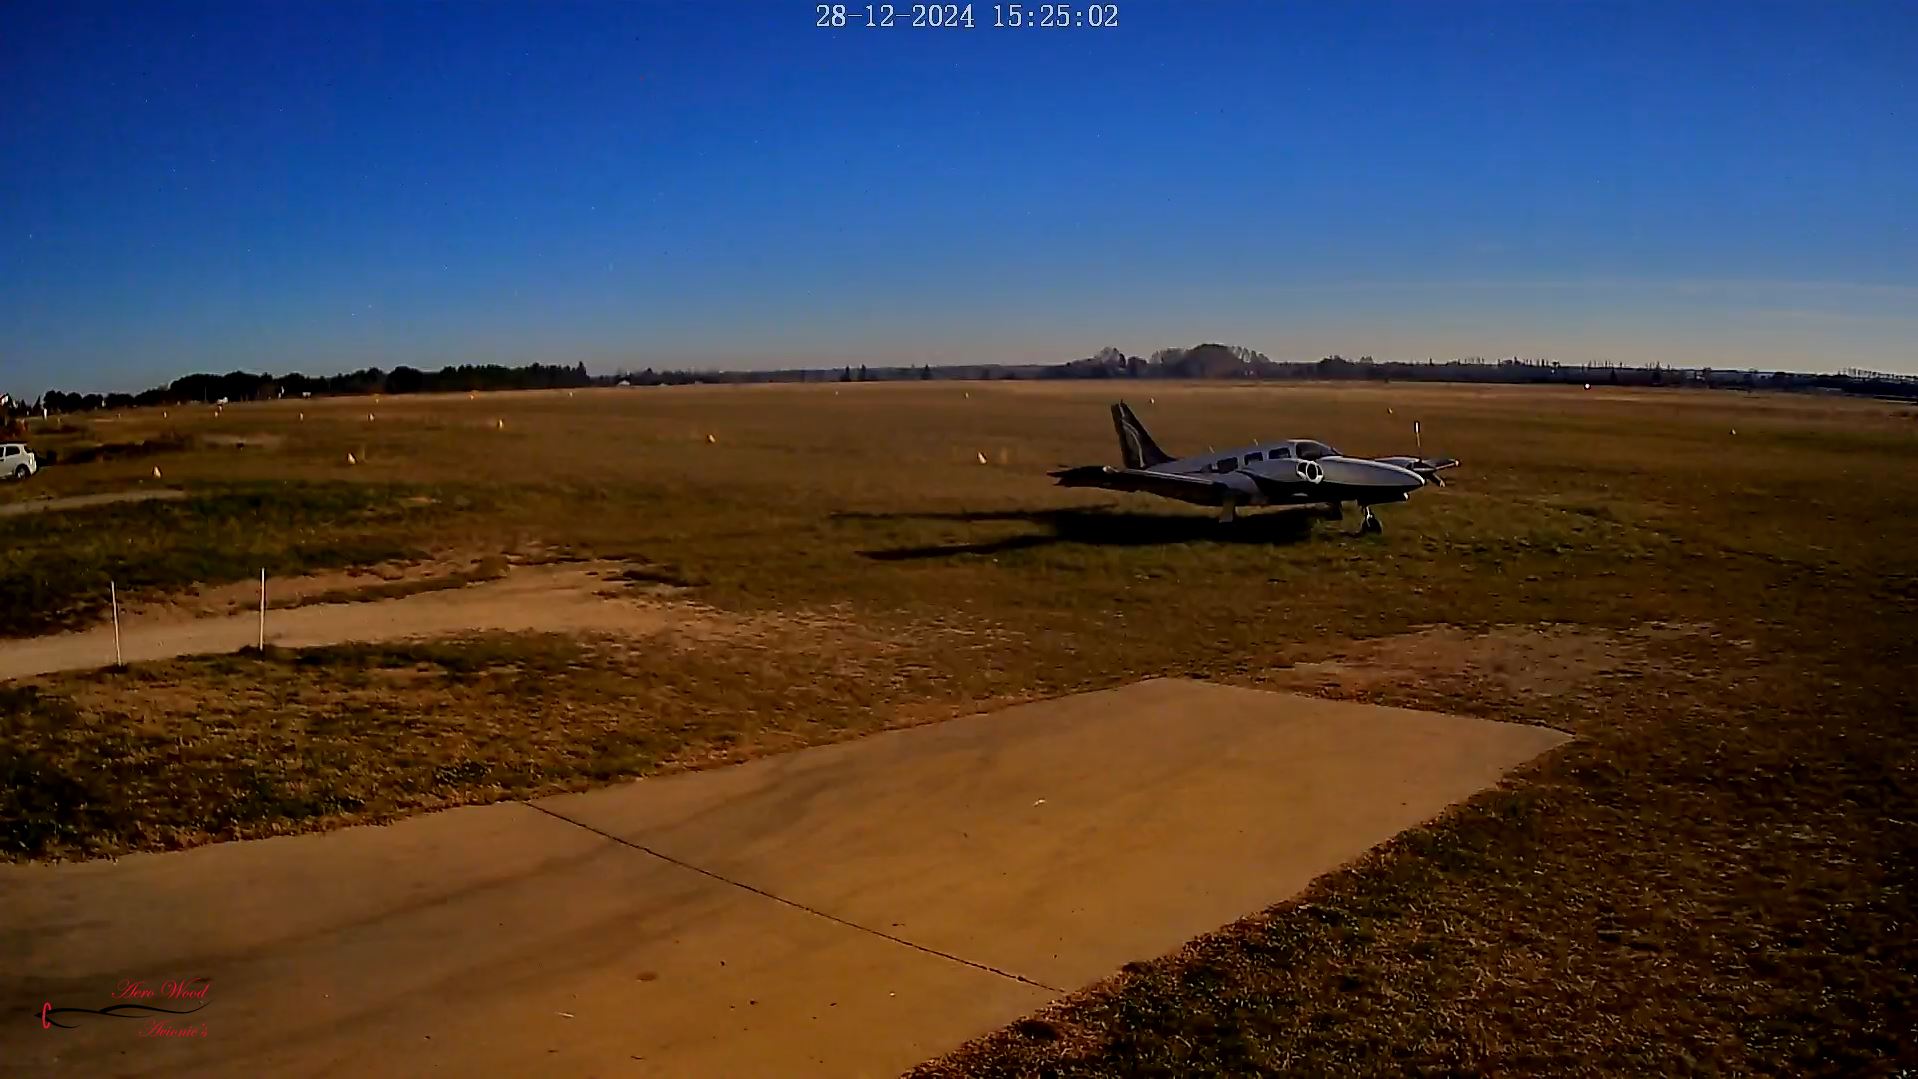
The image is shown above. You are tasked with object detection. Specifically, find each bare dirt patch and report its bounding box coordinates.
[130,550,519,621]
[1,560,765,681]
[117,545,685,622]
[1251,621,1720,705]
[0,489,188,518]
[196,432,287,451]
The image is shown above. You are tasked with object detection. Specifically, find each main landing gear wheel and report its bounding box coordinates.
[1359,508,1382,535]
[1218,500,1238,524]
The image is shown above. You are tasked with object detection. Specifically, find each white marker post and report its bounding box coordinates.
[259,569,267,650]
[111,581,123,666]
[1414,419,1422,452]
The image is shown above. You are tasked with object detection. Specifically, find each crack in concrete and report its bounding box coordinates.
[523,801,1064,994]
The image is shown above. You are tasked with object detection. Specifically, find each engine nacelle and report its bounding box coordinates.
[1260,459,1323,484]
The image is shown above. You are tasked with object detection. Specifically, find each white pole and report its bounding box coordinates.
[1414,419,1421,451]
[259,569,266,650]
[111,581,123,666]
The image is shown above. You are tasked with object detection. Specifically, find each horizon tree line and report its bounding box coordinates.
[6,346,1913,417]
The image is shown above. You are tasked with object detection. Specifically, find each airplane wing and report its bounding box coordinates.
[1049,465,1225,506]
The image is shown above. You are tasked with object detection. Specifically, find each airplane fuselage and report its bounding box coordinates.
[1143,438,1425,509]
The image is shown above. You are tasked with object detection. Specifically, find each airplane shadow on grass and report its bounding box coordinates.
[840,506,1322,562]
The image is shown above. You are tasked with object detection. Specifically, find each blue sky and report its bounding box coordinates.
[3,0,1914,395]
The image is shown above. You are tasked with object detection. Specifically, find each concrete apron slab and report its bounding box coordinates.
[536,678,1570,991]
[1,802,1041,1078]
[0,680,1568,1077]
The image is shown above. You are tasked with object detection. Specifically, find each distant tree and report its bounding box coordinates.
[858,364,869,382]
[1177,344,1246,379]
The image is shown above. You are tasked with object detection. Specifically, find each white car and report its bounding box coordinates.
[2,442,39,480]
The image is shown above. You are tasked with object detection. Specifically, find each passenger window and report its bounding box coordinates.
[1217,456,1237,471]
[1244,451,1263,464]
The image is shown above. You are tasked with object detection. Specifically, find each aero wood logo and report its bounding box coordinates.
[40,977,212,1038]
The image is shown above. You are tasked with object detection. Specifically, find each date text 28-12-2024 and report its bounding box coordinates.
[816,5,1120,29]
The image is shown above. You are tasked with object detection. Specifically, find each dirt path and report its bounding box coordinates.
[0,562,708,681]
[0,487,186,517]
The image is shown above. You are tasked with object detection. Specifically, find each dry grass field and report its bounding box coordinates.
[4,381,1916,1073]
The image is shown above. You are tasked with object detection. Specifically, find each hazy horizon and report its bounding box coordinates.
[5,2,1914,398]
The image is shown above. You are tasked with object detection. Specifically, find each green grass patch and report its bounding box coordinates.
[0,481,487,636]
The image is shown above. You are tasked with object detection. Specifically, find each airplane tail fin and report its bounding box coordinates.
[1111,401,1173,469]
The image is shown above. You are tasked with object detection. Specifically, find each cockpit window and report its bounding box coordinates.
[1270,446,1291,459]
[1295,441,1337,460]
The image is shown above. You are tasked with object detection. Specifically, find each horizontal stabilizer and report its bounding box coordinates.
[1375,455,1460,473]
[1050,464,1223,506]
[1373,455,1461,485]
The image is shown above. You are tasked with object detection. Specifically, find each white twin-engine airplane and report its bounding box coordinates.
[1050,402,1459,534]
